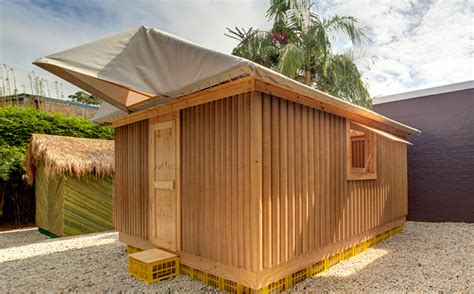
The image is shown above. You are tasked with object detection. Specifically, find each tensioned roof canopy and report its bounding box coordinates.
[34,25,420,135]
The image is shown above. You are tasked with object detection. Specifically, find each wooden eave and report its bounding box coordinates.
[110,77,420,137]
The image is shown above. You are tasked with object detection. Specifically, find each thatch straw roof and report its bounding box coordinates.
[24,134,114,184]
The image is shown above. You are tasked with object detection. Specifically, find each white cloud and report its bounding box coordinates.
[320,0,474,96]
[0,0,270,97]
[0,0,472,98]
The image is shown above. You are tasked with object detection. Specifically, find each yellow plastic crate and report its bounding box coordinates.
[206,273,221,289]
[241,286,258,294]
[192,269,206,282]
[354,242,366,254]
[374,234,384,245]
[380,233,388,242]
[291,268,308,287]
[128,249,179,284]
[180,263,193,276]
[366,237,376,247]
[238,286,260,294]
[390,226,403,236]
[222,279,240,294]
[327,253,341,267]
[309,260,325,276]
[266,277,287,293]
[127,245,142,254]
[341,247,354,260]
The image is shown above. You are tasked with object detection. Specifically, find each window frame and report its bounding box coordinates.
[346,120,377,181]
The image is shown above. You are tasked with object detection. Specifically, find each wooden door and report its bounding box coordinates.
[149,118,180,251]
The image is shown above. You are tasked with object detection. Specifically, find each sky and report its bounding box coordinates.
[0,0,472,99]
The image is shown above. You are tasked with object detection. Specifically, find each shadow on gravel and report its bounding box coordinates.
[0,228,47,249]
[0,229,118,250]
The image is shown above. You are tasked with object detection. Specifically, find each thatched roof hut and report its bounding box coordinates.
[24,134,115,237]
[24,134,114,184]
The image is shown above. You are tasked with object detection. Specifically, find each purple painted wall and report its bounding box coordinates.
[374,88,474,223]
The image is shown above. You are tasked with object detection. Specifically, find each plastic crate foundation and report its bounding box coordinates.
[127,245,142,255]
[341,247,354,260]
[179,224,404,293]
[309,260,325,277]
[128,249,179,284]
[127,225,403,290]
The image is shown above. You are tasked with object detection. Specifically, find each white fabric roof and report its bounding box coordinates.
[34,25,420,135]
[93,101,126,124]
[34,26,255,111]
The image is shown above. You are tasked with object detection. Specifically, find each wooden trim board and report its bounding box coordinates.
[119,232,155,250]
[111,77,255,128]
[111,77,416,137]
[253,80,412,137]
[346,119,378,181]
[179,251,258,289]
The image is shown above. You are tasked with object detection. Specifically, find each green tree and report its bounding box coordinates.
[68,91,102,105]
[227,0,373,108]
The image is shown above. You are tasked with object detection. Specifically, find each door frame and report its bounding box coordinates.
[148,111,181,251]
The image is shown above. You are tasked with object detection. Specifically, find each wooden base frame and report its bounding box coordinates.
[179,217,404,290]
[119,232,155,250]
[179,218,405,292]
[124,217,405,291]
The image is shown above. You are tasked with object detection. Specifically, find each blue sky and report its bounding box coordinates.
[0,0,472,98]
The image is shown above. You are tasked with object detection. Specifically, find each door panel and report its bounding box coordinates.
[149,119,179,250]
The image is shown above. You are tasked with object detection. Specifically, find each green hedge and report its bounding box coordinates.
[0,107,114,224]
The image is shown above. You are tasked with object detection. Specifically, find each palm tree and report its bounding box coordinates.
[317,52,372,108]
[225,27,279,69]
[227,0,373,108]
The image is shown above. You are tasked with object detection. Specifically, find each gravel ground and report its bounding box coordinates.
[0,227,48,249]
[289,222,474,293]
[0,229,214,292]
[1,221,472,292]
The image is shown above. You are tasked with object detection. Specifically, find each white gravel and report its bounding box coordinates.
[289,222,474,293]
[0,229,214,292]
[0,227,48,249]
[1,222,472,292]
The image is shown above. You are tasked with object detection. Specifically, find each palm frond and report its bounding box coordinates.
[230,0,373,108]
[318,53,372,108]
[324,16,373,45]
[266,0,291,21]
[231,31,280,69]
[277,43,305,78]
[225,27,259,41]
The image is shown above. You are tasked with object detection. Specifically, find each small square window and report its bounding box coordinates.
[346,120,377,180]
